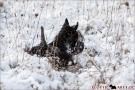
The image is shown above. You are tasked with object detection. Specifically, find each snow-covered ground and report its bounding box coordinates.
[0,0,134,90]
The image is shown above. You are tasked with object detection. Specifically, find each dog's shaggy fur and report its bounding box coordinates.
[49,18,79,51]
[24,18,84,69]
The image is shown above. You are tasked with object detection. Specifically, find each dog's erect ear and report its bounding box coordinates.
[75,22,79,30]
[72,22,78,31]
[63,18,69,26]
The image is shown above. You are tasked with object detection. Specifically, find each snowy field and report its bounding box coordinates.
[0,0,135,90]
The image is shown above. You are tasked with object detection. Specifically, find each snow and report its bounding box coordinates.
[0,0,135,90]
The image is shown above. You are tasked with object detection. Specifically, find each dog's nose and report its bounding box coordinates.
[72,41,84,55]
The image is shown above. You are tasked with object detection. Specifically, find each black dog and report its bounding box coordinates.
[109,84,116,89]
[24,19,84,69]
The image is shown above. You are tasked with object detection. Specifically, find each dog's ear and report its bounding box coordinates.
[75,22,79,30]
[72,22,78,31]
[63,18,69,26]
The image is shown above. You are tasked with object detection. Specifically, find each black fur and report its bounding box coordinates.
[49,18,79,52]
[25,18,84,69]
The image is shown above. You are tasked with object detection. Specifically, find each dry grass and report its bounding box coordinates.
[0,2,3,7]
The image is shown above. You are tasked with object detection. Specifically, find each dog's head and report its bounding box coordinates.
[62,19,84,54]
[61,18,78,36]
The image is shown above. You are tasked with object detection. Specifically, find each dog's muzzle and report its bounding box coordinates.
[72,40,84,55]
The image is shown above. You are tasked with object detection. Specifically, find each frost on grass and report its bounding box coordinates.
[0,0,134,90]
